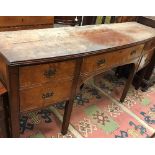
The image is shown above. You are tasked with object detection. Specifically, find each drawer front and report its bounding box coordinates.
[143,39,155,54]
[19,60,76,88]
[138,49,154,71]
[20,80,72,112]
[81,44,144,75]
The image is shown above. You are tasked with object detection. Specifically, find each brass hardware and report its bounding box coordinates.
[130,50,136,55]
[42,92,54,99]
[97,59,106,66]
[44,68,56,78]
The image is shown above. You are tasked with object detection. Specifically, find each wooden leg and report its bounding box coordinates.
[8,66,20,138]
[120,64,136,103]
[61,58,83,135]
[3,93,11,138]
[61,100,73,135]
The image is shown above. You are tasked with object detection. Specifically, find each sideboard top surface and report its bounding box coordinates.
[0,22,155,65]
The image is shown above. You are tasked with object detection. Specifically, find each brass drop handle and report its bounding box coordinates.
[44,68,56,78]
[97,59,106,67]
[42,92,54,99]
[130,50,136,55]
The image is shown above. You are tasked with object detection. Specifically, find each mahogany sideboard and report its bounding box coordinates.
[0,22,155,137]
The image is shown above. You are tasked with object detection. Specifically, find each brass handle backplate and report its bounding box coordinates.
[44,68,56,78]
[130,50,136,55]
[42,92,54,99]
[97,59,106,67]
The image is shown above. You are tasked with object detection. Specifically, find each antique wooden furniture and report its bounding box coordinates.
[54,16,82,26]
[0,82,9,138]
[135,16,155,91]
[0,16,54,31]
[0,22,155,137]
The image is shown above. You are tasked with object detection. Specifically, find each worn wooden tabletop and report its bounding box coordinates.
[0,22,155,64]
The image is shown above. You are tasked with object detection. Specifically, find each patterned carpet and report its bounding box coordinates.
[20,70,155,138]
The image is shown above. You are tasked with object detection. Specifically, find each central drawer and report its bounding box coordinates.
[19,60,76,88]
[20,79,73,112]
[81,44,144,75]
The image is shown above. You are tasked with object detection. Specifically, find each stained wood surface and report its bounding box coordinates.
[0,22,155,65]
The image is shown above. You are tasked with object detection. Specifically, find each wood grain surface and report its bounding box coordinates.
[0,22,155,65]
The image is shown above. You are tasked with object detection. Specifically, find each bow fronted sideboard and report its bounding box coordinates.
[0,22,155,137]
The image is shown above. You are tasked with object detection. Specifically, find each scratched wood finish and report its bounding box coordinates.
[0,22,155,64]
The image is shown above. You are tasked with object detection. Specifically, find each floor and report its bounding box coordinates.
[20,69,155,138]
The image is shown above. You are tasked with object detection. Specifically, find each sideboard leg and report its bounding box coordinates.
[8,66,20,138]
[120,64,136,103]
[61,58,83,135]
[61,100,73,135]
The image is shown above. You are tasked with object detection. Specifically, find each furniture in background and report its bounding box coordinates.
[0,82,9,138]
[116,16,155,91]
[54,16,138,26]
[0,22,155,137]
[82,16,97,25]
[0,16,54,31]
[54,16,82,26]
[138,16,155,28]
[134,16,155,91]
[114,16,138,23]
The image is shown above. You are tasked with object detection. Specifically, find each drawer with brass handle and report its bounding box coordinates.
[42,92,54,99]
[97,59,106,67]
[19,59,76,88]
[130,50,137,56]
[81,44,144,75]
[20,79,73,112]
[43,68,56,79]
